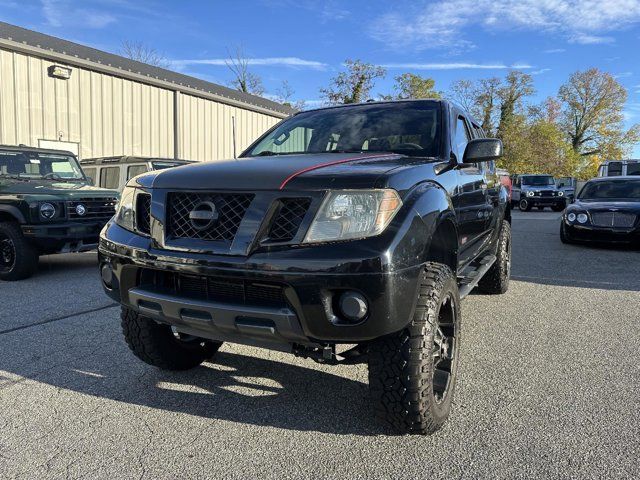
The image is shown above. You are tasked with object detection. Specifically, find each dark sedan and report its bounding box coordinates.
[561,176,640,245]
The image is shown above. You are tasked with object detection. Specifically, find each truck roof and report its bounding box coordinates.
[0,144,76,156]
[80,156,193,165]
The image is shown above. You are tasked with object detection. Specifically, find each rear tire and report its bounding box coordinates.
[519,199,532,212]
[0,221,38,281]
[368,263,461,435]
[478,221,511,294]
[121,307,222,370]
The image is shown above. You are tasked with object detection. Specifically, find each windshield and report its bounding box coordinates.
[244,102,441,158]
[522,175,555,186]
[579,180,640,200]
[152,161,188,170]
[0,150,85,181]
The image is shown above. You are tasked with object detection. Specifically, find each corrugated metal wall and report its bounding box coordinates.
[178,94,280,161]
[0,48,283,160]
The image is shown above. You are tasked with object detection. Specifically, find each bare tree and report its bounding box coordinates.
[225,46,264,96]
[275,80,306,110]
[320,59,386,105]
[119,40,168,68]
[448,79,476,113]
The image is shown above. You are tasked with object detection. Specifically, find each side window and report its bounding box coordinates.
[454,116,470,160]
[607,162,622,176]
[100,167,120,189]
[82,167,96,181]
[127,164,148,180]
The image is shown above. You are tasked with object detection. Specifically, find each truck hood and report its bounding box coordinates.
[0,178,118,199]
[148,152,409,191]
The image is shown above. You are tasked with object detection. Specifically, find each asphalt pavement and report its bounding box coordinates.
[1,210,639,479]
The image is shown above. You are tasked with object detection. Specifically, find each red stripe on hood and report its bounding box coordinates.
[278,153,396,190]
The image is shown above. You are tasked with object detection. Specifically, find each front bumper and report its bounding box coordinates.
[99,222,423,348]
[525,196,566,207]
[22,221,109,251]
[563,223,640,245]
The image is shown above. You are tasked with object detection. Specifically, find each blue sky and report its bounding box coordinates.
[2,0,640,156]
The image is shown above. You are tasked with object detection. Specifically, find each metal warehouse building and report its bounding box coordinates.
[0,22,292,161]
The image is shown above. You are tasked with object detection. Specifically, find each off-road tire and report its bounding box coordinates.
[477,221,511,294]
[121,307,222,370]
[368,262,461,435]
[519,199,532,211]
[0,221,38,281]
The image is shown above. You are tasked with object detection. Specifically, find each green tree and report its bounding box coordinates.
[320,59,386,104]
[389,73,440,100]
[497,71,535,137]
[475,77,502,136]
[558,68,639,157]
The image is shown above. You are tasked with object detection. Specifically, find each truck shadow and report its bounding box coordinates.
[2,327,390,436]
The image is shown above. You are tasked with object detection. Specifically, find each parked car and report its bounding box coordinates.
[80,156,194,192]
[0,145,118,280]
[511,174,566,211]
[497,168,512,202]
[556,176,577,203]
[561,176,640,245]
[99,99,512,435]
[598,159,640,177]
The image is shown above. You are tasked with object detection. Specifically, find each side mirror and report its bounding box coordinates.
[462,138,503,164]
[86,176,94,185]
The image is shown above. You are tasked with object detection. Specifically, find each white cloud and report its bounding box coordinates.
[531,68,551,75]
[569,33,615,44]
[41,0,116,28]
[543,48,566,53]
[170,57,328,70]
[382,62,533,70]
[369,0,640,50]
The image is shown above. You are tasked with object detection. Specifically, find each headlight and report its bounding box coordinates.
[39,202,56,219]
[577,213,588,224]
[303,189,402,244]
[114,186,136,232]
[558,191,564,197]
[526,191,535,197]
[567,212,576,222]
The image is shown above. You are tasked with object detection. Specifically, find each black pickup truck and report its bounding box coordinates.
[99,100,512,434]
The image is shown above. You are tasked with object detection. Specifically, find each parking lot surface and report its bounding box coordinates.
[1,211,639,479]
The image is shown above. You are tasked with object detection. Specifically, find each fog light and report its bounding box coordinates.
[338,291,368,322]
[100,263,113,288]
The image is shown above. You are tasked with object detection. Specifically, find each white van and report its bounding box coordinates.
[598,160,640,177]
[80,156,194,191]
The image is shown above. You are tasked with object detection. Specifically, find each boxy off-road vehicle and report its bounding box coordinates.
[98,100,512,434]
[0,145,118,281]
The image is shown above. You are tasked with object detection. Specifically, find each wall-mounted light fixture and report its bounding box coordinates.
[48,65,72,80]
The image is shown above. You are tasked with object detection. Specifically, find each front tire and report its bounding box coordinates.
[560,224,574,244]
[552,204,565,212]
[368,263,461,435]
[121,307,222,370]
[478,221,511,294]
[519,199,532,211]
[0,221,38,281]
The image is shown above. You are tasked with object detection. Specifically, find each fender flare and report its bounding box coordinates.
[0,205,27,224]
[400,181,459,268]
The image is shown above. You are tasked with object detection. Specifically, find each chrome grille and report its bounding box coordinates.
[591,211,637,228]
[166,192,253,241]
[136,193,151,235]
[66,197,117,221]
[267,198,311,242]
